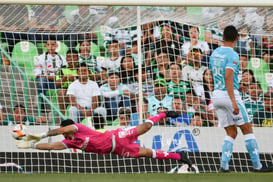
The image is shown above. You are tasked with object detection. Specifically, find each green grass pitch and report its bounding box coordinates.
[0,173,273,182]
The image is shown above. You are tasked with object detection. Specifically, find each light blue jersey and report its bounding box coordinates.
[209,47,240,91]
[145,95,173,116]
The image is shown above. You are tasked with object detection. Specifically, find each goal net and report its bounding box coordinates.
[0,3,273,173]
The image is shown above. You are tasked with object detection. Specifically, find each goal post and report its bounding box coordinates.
[1,0,273,6]
[0,3,272,174]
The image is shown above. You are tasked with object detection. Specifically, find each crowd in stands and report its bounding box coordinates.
[0,5,272,128]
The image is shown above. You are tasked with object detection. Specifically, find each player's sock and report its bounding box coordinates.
[145,113,166,125]
[220,136,234,170]
[152,149,180,160]
[244,134,262,169]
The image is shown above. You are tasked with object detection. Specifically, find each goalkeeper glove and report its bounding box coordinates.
[16,140,38,149]
[23,132,47,142]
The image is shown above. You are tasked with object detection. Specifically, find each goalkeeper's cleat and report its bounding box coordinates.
[219,167,230,173]
[253,165,273,172]
[179,151,192,167]
[165,111,180,118]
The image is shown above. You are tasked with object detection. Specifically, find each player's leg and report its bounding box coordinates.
[239,123,263,170]
[136,111,179,136]
[220,125,237,171]
[138,147,192,166]
[212,92,237,171]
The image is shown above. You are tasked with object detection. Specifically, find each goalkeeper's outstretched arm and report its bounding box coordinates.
[24,125,77,141]
[16,140,66,150]
[16,125,77,150]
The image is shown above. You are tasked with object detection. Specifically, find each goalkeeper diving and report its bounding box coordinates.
[16,111,192,166]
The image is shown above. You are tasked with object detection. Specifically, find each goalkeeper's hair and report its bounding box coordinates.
[60,119,75,127]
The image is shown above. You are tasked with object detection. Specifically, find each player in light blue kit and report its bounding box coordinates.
[209,25,273,172]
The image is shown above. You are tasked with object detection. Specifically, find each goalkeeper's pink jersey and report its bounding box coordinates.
[62,123,113,154]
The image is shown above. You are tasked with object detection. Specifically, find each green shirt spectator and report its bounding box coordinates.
[1,104,46,126]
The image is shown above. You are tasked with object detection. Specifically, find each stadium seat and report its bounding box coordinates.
[56,41,69,56]
[11,41,39,80]
[247,57,269,93]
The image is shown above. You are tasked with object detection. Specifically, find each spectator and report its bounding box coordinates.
[104,24,138,56]
[182,48,208,96]
[238,52,250,82]
[142,21,160,52]
[261,49,273,72]
[261,12,273,49]
[205,16,230,50]
[154,22,182,63]
[67,63,100,123]
[129,67,154,97]
[169,97,191,127]
[236,25,255,57]
[185,89,208,120]
[112,107,132,126]
[81,107,107,133]
[169,20,190,42]
[130,97,151,126]
[239,69,256,98]
[101,40,122,80]
[0,5,29,53]
[252,92,273,127]
[78,39,102,81]
[28,5,74,48]
[67,6,99,32]
[130,40,145,66]
[152,48,171,81]
[181,26,210,64]
[190,112,204,127]
[56,49,79,114]
[34,37,67,112]
[202,69,214,105]
[120,55,136,85]
[146,79,173,116]
[100,71,134,124]
[29,5,68,33]
[243,81,265,121]
[201,69,218,125]
[1,104,46,126]
[231,8,247,28]
[92,113,107,133]
[167,63,192,101]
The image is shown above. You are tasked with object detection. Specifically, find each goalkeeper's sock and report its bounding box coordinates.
[220,136,234,170]
[152,149,180,160]
[145,113,166,125]
[244,134,262,169]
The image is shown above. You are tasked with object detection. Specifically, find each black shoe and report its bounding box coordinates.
[165,111,180,118]
[219,168,230,173]
[179,151,192,167]
[253,165,273,172]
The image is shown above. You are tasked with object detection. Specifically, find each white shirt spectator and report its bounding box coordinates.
[181,40,210,56]
[182,65,207,97]
[101,56,122,71]
[67,80,100,109]
[34,52,66,76]
[100,83,130,98]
